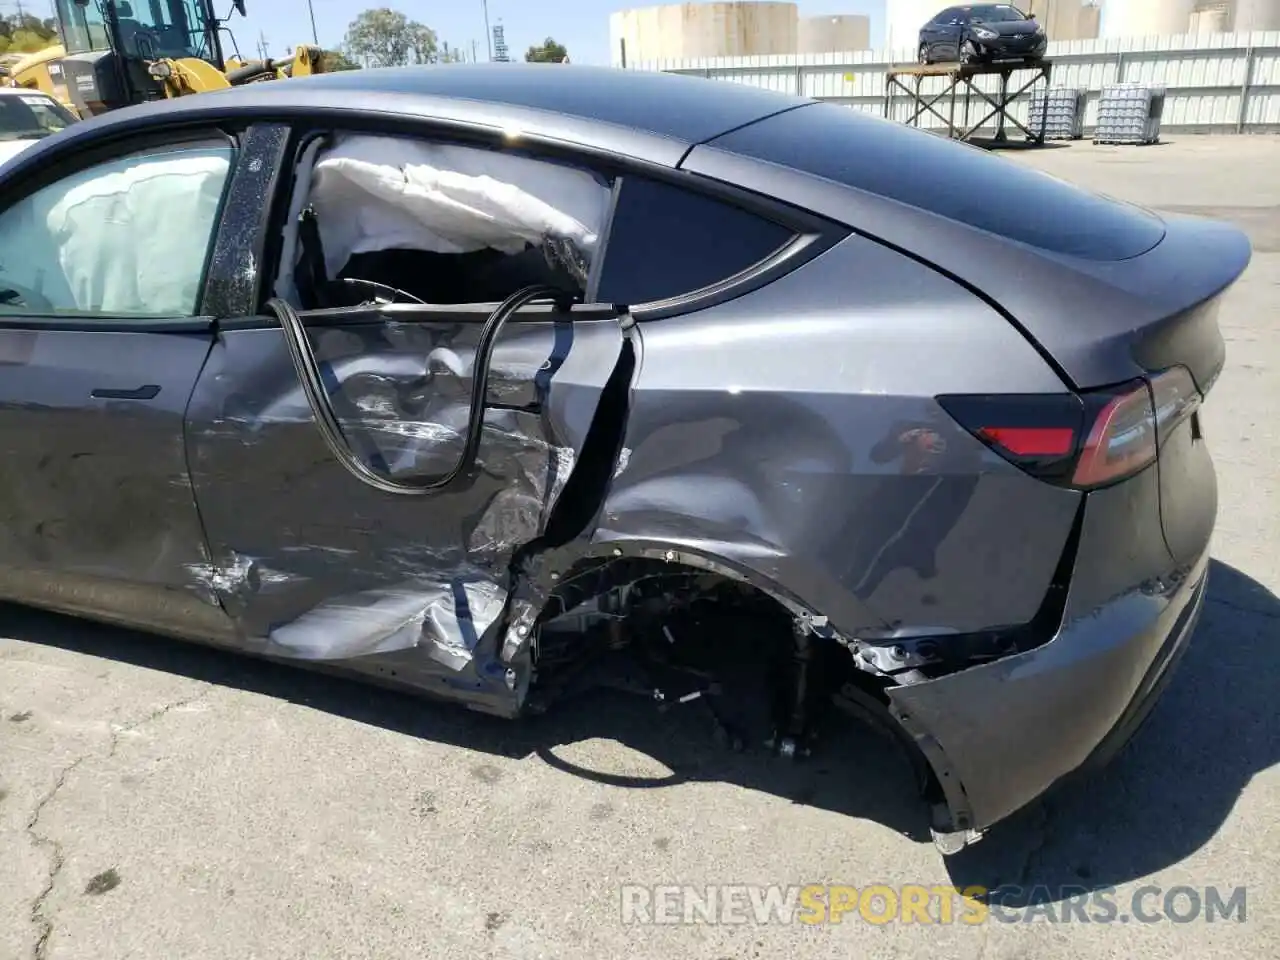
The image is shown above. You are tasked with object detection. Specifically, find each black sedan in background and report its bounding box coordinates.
[919,4,1048,64]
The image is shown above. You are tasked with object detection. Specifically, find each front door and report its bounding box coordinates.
[0,134,240,641]
[185,299,627,701]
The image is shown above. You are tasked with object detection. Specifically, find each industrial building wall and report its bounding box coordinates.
[633,30,1280,133]
[609,2,799,65]
[798,14,871,53]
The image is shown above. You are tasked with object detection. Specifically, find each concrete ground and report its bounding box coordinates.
[3,135,1279,960]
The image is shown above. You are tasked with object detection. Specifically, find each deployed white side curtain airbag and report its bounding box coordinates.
[44,150,232,315]
[307,133,611,277]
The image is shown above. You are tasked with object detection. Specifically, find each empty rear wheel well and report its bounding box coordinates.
[529,557,940,800]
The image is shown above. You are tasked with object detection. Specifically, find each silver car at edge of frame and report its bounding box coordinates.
[0,64,1249,853]
[0,86,79,169]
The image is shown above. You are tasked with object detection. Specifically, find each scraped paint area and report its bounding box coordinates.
[261,575,507,665]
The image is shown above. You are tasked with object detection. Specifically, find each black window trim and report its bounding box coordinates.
[0,123,239,333]
[203,121,293,319]
[220,112,849,330]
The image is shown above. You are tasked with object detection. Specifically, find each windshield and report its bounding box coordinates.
[57,1,220,63]
[967,5,1027,22]
[0,94,77,142]
[55,0,112,54]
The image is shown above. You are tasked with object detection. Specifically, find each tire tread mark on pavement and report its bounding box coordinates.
[23,685,215,960]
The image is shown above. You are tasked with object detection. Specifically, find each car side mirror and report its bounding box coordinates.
[234,0,247,15]
[1028,12,1037,18]
[116,1,134,16]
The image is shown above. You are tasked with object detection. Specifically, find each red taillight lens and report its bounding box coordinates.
[936,392,1085,485]
[977,426,1076,457]
[938,366,1202,491]
[1071,382,1157,487]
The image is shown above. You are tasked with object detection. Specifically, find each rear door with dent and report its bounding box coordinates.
[186,302,625,671]
[184,123,629,687]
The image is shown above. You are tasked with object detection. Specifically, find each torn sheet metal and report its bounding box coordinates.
[190,552,509,666]
[260,576,507,666]
[184,301,625,671]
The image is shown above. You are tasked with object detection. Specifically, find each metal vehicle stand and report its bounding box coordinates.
[883,59,1052,145]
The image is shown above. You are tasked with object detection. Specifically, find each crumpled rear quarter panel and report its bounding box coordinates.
[594,232,1084,638]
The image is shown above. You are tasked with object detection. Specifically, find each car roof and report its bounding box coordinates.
[46,63,816,164]
[0,87,53,98]
[277,64,813,141]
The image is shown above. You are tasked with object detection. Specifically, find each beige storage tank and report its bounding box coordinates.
[884,0,948,56]
[1233,0,1280,30]
[1078,2,1102,37]
[798,14,871,52]
[1188,3,1230,32]
[1025,0,1103,40]
[1101,0,1199,38]
[610,2,799,65]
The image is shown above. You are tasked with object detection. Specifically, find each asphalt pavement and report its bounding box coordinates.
[2,134,1278,960]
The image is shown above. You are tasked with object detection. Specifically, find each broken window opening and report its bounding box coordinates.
[278,132,613,311]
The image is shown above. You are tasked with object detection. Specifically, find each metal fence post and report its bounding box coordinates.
[1237,42,1255,134]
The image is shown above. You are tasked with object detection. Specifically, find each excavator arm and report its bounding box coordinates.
[150,44,328,98]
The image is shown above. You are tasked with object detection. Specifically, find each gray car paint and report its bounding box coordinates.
[683,108,1246,391]
[185,305,624,669]
[587,232,1083,638]
[0,327,233,646]
[891,546,1210,833]
[0,65,1247,840]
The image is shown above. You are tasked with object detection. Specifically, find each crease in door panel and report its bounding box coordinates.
[187,317,626,669]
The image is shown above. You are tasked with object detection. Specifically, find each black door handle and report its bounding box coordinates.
[91,384,161,400]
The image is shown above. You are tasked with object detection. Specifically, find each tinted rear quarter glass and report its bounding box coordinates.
[709,103,1166,261]
[594,176,796,305]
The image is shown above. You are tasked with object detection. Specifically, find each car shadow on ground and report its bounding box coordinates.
[969,137,1072,152]
[3,558,1274,891]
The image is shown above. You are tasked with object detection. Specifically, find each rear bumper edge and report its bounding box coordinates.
[887,547,1209,834]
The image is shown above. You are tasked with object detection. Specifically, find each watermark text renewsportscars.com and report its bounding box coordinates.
[619,884,1247,925]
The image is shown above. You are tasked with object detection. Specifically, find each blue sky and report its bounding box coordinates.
[234,0,885,65]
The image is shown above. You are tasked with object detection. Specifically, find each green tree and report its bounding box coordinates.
[343,8,438,68]
[524,37,568,63]
[6,30,55,54]
[321,49,362,71]
[0,14,59,49]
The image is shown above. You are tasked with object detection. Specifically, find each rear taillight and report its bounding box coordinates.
[938,365,1201,491]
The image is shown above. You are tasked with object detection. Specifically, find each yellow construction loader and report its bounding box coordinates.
[3,1,324,118]
[0,46,73,104]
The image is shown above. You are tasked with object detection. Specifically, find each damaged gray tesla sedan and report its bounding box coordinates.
[0,64,1249,852]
